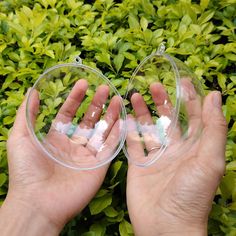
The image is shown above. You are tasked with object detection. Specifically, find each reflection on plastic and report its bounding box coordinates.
[53,120,110,152]
[39,119,124,169]
[156,116,171,144]
[88,120,108,152]
[127,115,171,147]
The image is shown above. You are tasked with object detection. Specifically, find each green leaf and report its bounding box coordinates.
[43,0,56,8]
[181,14,192,26]
[45,50,55,59]
[153,29,163,39]
[226,161,236,171]
[0,20,9,34]
[95,189,109,198]
[114,54,124,72]
[197,10,215,25]
[123,52,136,61]
[228,202,236,211]
[0,188,7,196]
[95,53,111,66]
[220,172,236,200]
[118,42,132,53]
[143,29,153,44]
[110,161,122,182]
[104,206,119,217]
[3,116,15,125]
[89,194,112,215]
[141,0,155,15]
[140,17,148,31]
[90,223,106,236]
[178,23,187,36]
[200,0,210,11]
[217,73,227,90]
[128,13,139,29]
[119,220,133,236]
[0,173,7,187]
[225,53,236,61]
[81,232,96,236]
[0,44,7,53]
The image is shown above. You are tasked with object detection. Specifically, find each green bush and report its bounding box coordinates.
[0,0,235,235]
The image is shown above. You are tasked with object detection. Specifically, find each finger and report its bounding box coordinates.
[198,91,227,176]
[180,79,202,137]
[80,85,109,129]
[131,93,153,125]
[54,79,88,124]
[125,115,145,163]
[150,82,181,142]
[150,82,173,117]
[86,96,121,154]
[10,88,39,139]
[95,119,123,163]
[131,93,162,152]
[103,95,122,133]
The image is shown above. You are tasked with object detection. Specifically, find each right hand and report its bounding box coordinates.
[126,82,227,235]
[4,80,121,234]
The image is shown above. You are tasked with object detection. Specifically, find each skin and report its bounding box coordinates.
[0,80,121,236]
[126,82,227,235]
[0,80,227,235]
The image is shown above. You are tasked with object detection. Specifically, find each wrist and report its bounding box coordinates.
[153,211,208,236]
[0,196,61,236]
[156,218,207,235]
[131,214,207,236]
[133,225,207,236]
[154,226,207,236]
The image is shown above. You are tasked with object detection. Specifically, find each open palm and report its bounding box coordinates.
[126,82,227,235]
[6,80,121,230]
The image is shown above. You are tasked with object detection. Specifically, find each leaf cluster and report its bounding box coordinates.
[0,0,235,235]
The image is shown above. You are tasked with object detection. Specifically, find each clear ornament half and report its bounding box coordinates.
[26,59,126,170]
[123,46,204,167]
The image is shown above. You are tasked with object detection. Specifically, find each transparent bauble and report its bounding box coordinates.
[123,45,204,167]
[26,58,126,170]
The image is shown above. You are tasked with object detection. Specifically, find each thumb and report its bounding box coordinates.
[198,91,227,176]
[9,88,39,140]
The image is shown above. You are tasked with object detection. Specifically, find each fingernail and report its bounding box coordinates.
[212,91,222,108]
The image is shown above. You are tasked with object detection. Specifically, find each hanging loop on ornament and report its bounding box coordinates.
[156,42,166,55]
[74,55,83,64]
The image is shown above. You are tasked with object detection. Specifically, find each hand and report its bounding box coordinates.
[1,80,121,235]
[126,82,227,235]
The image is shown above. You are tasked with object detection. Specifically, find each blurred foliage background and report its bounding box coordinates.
[0,0,235,235]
